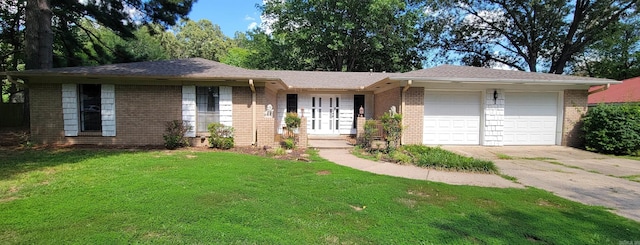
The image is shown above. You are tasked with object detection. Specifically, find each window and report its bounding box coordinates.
[79,84,101,131]
[286,94,298,113]
[196,86,220,132]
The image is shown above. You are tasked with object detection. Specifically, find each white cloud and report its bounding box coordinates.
[245,15,256,21]
[491,63,518,71]
[248,22,258,30]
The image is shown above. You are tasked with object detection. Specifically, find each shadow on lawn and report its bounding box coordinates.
[0,147,141,181]
[430,204,640,244]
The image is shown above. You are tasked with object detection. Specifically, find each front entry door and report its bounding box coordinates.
[310,95,339,135]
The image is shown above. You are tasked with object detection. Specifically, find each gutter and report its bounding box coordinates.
[389,76,621,85]
[400,80,412,145]
[588,83,611,95]
[249,79,257,146]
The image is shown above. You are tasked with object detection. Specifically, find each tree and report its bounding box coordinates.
[572,20,640,80]
[423,0,638,74]
[1,0,26,103]
[173,19,233,61]
[260,0,424,72]
[19,0,194,125]
[24,0,195,70]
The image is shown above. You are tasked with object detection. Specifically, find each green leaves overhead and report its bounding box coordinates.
[174,19,233,61]
[260,0,425,72]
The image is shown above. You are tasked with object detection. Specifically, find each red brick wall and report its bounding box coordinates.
[402,87,424,145]
[562,89,588,148]
[257,87,278,147]
[30,84,183,146]
[232,86,254,146]
[374,87,401,118]
[30,83,65,144]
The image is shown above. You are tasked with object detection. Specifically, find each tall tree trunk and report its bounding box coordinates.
[25,0,52,70]
[24,0,52,126]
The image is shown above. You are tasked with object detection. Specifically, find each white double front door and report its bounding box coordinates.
[308,95,340,135]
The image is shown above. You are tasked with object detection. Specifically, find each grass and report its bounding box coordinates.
[617,155,640,161]
[1,148,640,244]
[496,153,514,160]
[403,145,497,173]
[620,175,640,183]
[499,174,519,183]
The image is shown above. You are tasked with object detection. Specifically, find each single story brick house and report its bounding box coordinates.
[6,58,618,147]
[588,76,639,105]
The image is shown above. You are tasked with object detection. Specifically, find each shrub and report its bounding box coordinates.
[163,120,192,150]
[390,150,412,164]
[208,123,235,149]
[403,145,497,173]
[282,138,296,149]
[358,120,379,149]
[380,112,403,151]
[268,147,286,156]
[284,112,301,130]
[582,104,640,155]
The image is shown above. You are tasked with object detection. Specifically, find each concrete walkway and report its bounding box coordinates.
[318,148,524,189]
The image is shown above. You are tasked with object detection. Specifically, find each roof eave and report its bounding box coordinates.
[8,71,282,83]
[389,76,621,85]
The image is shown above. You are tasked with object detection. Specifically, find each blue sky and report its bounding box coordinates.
[188,0,264,37]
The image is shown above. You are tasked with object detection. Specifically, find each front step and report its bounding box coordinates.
[307,135,348,140]
[307,135,354,149]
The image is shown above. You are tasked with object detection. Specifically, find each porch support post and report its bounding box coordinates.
[400,80,412,145]
[249,79,257,145]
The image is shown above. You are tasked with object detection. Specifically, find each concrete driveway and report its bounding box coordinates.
[443,146,640,222]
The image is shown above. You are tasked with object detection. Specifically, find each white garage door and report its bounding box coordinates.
[423,91,481,145]
[504,92,558,145]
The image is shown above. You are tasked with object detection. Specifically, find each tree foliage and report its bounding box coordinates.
[260,0,425,72]
[423,0,638,74]
[0,0,26,103]
[24,0,195,70]
[572,20,640,80]
[173,19,233,61]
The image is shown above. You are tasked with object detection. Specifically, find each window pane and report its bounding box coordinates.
[80,84,101,131]
[286,94,298,113]
[196,86,220,132]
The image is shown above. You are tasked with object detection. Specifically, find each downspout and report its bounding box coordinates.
[400,80,412,145]
[588,83,610,95]
[249,79,257,146]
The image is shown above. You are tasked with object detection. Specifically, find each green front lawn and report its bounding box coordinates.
[1,148,639,244]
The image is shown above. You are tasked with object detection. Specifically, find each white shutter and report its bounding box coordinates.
[219,86,233,127]
[101,84,116,136]
[338,95,354,134]
[61,84,78,136]
[182,85,197,137]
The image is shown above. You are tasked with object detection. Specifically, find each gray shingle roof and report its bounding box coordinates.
[13,58,274,79]
[258,70,393,89]
[393,65,617,84]
[9,59,617,88]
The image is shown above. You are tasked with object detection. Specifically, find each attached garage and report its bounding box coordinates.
[504,92,559,145]
[423,91,481,145]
